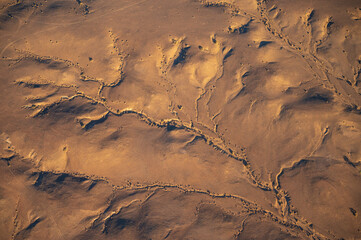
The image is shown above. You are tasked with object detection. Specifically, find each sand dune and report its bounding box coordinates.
[1,0,361,239]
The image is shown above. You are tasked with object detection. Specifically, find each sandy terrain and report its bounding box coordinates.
[0,0,360,239]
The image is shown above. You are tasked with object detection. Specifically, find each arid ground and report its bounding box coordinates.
[0,0,361,239]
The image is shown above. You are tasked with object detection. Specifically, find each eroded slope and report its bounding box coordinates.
[0,0,360,239]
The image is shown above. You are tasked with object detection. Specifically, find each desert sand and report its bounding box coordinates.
[0,0,361,239]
